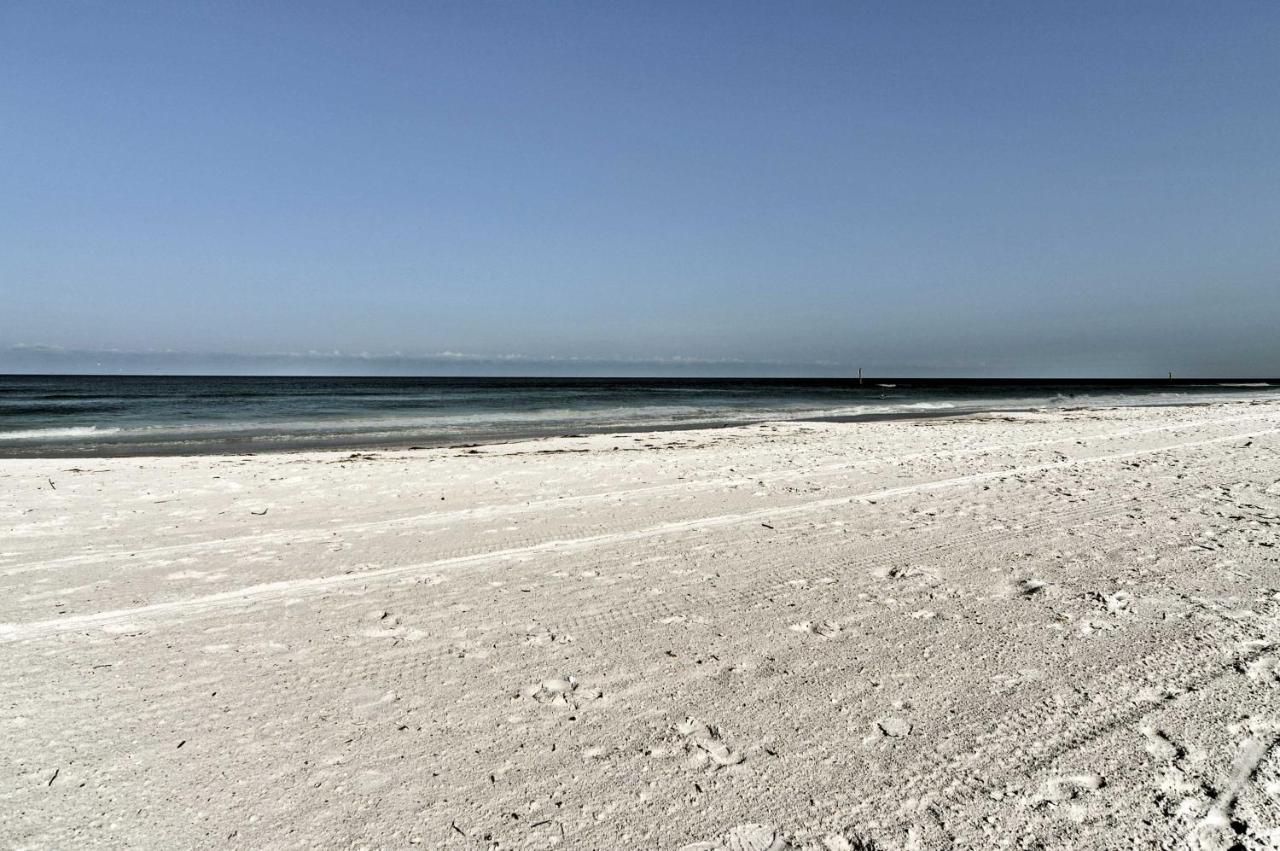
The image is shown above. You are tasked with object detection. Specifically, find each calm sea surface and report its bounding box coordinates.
[1,374,1275,457]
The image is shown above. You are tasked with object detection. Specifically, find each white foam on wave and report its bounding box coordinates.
[796,401,962,419]
[0,426,123,441]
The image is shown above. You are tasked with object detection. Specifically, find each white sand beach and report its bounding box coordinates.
[3,399,1280,849]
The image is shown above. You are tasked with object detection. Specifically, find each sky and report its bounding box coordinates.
[3,1,1279,377]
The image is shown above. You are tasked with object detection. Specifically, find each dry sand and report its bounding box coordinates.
[3,399,1280,849]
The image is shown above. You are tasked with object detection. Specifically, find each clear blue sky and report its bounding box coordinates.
[3,2,1279,376]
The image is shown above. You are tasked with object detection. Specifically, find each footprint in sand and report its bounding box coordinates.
[679,823,792,851]
[676,717,746,771]
[360,609,400,636]
[878,565,924,581]
[101,623,148,636]
[1183,808,1245,851]
[789,620,843,639]
[1103,590,1133,615]
[345,685,400,721]
[525,676,577,705]
[1141,727,1210,819]
[819,835,881,851]
[876,717,912,738]
[1246,656,1280,683]
[524,627,574,646]
[990,668,1044,694]
[1037,773,1105,804]
[1241,642,1278,682]
[1014,578,1048,598]
[1078,618,1116,636]
[359,610,426,642]
[1141,726,1183,763]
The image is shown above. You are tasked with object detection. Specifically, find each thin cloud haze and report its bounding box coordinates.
[1,344,847,378]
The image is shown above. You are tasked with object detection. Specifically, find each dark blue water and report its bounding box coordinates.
[0,375,1275,457]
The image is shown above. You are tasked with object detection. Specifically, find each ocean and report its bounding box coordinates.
[0,374,1275,457]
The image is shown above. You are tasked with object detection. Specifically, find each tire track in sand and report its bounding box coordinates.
[9,408,1273,578]
[3,424,1274,642]
[13,480,1178,723]
[891,598,1280,846]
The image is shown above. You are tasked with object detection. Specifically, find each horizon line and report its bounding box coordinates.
[3,372,1277,383]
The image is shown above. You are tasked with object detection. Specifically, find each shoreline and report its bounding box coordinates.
[0,396,1263,461]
